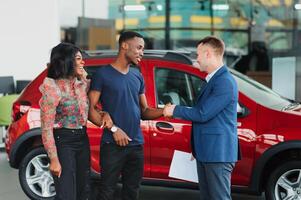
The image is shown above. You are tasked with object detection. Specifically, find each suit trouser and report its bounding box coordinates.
[53,127,91,200]
[97,143,144,200]
[196,161,235,200]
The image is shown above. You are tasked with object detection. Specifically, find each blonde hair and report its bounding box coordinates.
[197,36,225,56]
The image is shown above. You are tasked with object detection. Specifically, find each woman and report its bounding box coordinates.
[39,43,90,200]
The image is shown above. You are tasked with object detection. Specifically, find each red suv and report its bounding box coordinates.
[5,50,301,200]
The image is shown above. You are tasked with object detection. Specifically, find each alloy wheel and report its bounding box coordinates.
[25,154,55,198]
[275,169,301,200]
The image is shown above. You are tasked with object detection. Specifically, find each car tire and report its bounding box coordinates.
[266,160,301,200]
[19,147,55,200]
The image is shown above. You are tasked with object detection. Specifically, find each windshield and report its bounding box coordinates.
[230,69,291,110]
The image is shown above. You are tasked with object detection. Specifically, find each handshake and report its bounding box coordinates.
[163,103,176,118]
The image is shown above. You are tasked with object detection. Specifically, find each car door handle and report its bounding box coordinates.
[156,122,174,132]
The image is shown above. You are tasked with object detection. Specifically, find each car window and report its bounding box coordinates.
[155,67,206,108]
[189,75,206,104]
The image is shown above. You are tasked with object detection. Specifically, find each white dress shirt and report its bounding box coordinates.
[205,65,223,83]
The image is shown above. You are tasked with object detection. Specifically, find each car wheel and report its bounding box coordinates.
[266,160,301,200]
[19,147,55,200]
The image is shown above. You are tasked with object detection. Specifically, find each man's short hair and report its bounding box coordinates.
[118,31,144,47]
[197,36,225,56]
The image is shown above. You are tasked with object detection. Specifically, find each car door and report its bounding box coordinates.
[231,92,258,186]
[146,60,206,180]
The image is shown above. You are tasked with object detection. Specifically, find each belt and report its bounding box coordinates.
[54,126,86,134]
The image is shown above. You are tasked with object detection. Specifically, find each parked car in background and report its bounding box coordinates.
[5,50,301,200]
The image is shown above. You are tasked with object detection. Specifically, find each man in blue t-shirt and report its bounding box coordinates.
[88,31,163,200]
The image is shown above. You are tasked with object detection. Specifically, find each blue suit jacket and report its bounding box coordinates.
[173,66,238,162]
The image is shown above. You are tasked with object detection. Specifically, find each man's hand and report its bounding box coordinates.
[163,104,176,118]
[49,157,62,177]
[100,112,113,129]
[112,128,132,146]
[190,153,195,161]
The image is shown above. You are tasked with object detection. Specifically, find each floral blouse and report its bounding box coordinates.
[39,77,90,159]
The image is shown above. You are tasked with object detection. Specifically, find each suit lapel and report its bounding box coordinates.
[196,66,227,103]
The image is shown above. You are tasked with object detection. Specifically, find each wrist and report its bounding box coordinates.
[160,108,164,116]
[50,156,59,162]
[110,125,118,133]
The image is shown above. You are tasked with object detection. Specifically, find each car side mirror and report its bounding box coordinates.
[237,103,249,118]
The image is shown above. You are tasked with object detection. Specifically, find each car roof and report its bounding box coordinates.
[83,50,195,65]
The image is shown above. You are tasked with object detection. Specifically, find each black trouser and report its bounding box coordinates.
[97,143,144,200]
[53,127,91,200]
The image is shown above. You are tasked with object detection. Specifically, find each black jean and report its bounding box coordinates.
[97,143,144,200]
[53,127,91,200]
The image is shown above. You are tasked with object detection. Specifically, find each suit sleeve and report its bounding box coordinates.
[173,78,234,123]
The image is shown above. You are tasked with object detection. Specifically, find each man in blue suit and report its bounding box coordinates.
[164,36,239,200]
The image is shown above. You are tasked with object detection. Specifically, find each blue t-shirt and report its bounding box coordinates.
[90,65,145,145]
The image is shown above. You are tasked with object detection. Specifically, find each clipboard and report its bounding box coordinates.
[168,150,198,183]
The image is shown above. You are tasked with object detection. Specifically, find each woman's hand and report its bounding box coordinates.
[100,112,113,129]
[81,67,88,80]
[49,157,62,177]
[77,67,88,80]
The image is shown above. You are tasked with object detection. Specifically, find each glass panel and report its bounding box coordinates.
[107,0,301,78]
[231,69,290,110]
[155,67,206,107]
[267,31,293,50]
[216,31,249,53]
[171,30,211,50]
[155,68,191,106]
[190,75,206,104]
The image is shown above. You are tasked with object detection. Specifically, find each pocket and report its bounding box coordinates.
[54,134,61,144]
[53,130,78,145]
[100,142,114,148]
[223,163,235,175]
[133,144,143,150]
[54,134,68,147]
[100,143,119,154]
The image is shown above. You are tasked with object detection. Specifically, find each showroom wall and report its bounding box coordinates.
[0,0,108,81]
[0,0,60,81]
[59,0,108,27]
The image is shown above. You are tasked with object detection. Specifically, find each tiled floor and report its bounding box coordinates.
[0,150,264,200]
[0,150,28,200]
